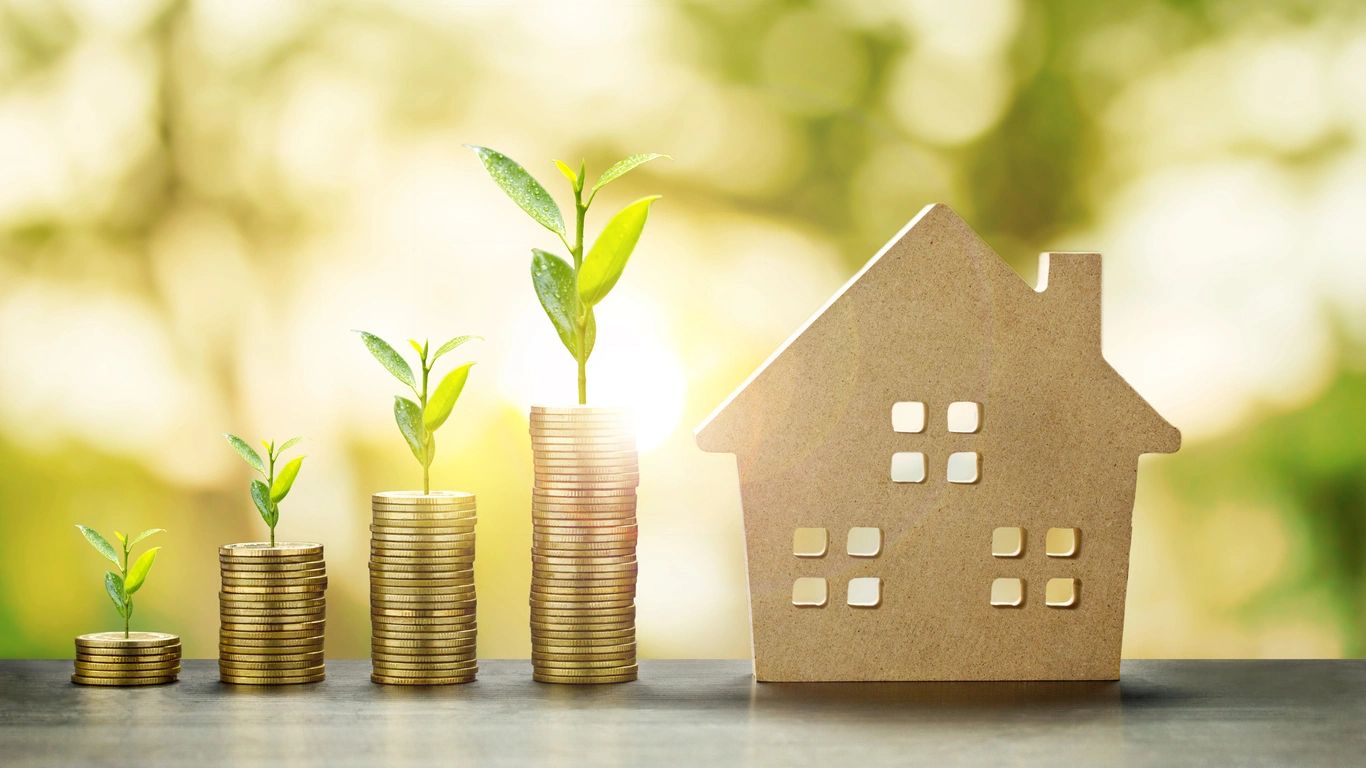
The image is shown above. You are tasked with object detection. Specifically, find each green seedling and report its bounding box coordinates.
[468,146,666,404]
[358,332,478,494]
[224,434,305,546]
[75,525,163,638]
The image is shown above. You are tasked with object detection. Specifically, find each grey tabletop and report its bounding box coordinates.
[1,659,1363,767]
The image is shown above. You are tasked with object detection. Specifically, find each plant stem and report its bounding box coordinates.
[122,542,130,638]
[267,451,276,547]
[572,184,588,405]
[421,356,431,494]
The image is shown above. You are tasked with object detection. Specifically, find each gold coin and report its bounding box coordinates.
[370,597,476,610]
[530,573,637,587]
[219,600,326,613]
[219,642,323,655]
[218,637,324,651]
[370,576,472,587]
[529,592,636,605]
[532,552,636,565]
[530,603,634,615]
[371,602,476,614]
[368,569,474,581]
[371,658,478,670]
[371,528,476,541]
[533,640,635,653]
[219,659,325,673]
[371,673,474,686]
[220,672,324,685]
[532,647,635,661]
[533,548,636,559]
[75,632,179,649]
[220,650,323,664]
[219,565,327,577]
[74,661,181,674]
[370,554,474,566]
[533,657,635,670]
[76,652,181,666]
[530,440,636,453]
[220,618,325,632]
[534,481,639,494]
[219,560,326,573]
[371,502,476,513]
[529,620,634,633]
[372,627,475,640]
[72,674,177,686]
[533,526,637,540]
[369,582,474,594]
[529,422,632,433]
[372,544,476,556]
[372,619,476,631]
[221,576,328,589]
[372,638,477,651]
[372,649,474,661]
[73,643,182,656]
[219,585,327,597]
[532,661,638,675]
[532,632,635,644]
[532,670,636,685]
[370,524,476,537]
[532,486,635,497]
[69,666,183,679]
[532,508,637,521]
[220,628,325,641]
[220,542,323,557]
[219,611,326,624]
[372,490,474,504]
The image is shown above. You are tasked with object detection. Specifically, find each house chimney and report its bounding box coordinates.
[1038,252,1102,341]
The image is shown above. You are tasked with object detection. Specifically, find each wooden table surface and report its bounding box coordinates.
[1,660,1362,767]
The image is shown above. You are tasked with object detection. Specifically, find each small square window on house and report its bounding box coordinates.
[990,577,1023,607]
[991,527,1023,557]
[793,527,828,558]
[792,577,828,607]
[1045,578,1078,608]
[891,401,926,433]
[947,401,982,433]
[847,527,882,557]
[847,577,881,607]
[1045,527,1079,558]
[946,451,980,484]
[890,452,926,483]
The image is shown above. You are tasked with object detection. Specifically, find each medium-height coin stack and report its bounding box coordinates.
[370,491,478,685]
[530,405,639,684]
[72,632,181,686]
[218,542,327,685]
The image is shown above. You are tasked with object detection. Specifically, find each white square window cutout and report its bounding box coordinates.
[847,527,882,557]
[891,401,926,433]
[793,527,828,558]
[891,452,926,483]
[947,452,980,484]
[792,577,828,607]
[947,401,982,433]
[847,577,881,608]
[990,577,1023,607]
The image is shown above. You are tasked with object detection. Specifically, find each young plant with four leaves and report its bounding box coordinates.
[75,525,163,638]
[358,332,478,494]
[224,435,305,547]
[468,146,665,404]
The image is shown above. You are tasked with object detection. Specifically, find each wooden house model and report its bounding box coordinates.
[695,204,1180,681]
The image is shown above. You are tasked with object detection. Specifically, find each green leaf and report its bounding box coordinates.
[394,396,426,464]
[554,159,580,191]
[431,335,480,363]
[77,525,120,567]
[578,195,662,306]
[129,528,165,547]
[270,456,305,503]
[466,145,564,235]
[592,153,668,192]
[113,530,126,546]
[424,362,474,432]
[105,571,127,617]
[408,339,425,362]
[250,480,273,527]
[276,436,302,457]
[124,547,160,594]
[531,249,577,355]
[358,331,416,390]
[225,434,265,474]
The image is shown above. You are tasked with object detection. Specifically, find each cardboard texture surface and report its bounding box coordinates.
[695,204,1180,682]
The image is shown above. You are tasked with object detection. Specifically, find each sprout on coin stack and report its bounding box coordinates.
[470,146,660,684]
[72,525,180,686]
[218,434,326,685]
[359,332,481,685]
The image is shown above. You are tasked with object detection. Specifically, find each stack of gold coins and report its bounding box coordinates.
[370,491,478,685]
[219,542,326,685]
[72,632,181,686]
[529,405,639,684]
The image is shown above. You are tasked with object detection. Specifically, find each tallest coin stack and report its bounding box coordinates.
[529,405,639,684]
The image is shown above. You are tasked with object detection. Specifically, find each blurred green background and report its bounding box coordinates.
[2,0,1364,660]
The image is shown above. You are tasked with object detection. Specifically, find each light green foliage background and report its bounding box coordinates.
[1,0,1364,659]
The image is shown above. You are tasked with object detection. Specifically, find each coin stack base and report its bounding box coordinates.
[370,491,478,685]
[530,405,639,684]
[219,542,327,685]
[72,632,181,686]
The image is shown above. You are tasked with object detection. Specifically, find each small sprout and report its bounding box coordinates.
[76,525,163,638]
[224,434,305,546]
[358,332,479,494]
[468,145,666,404]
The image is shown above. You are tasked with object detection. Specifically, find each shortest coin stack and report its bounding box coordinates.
[370,491,478,685]
[73,632,181,686]
[219,542,327,685]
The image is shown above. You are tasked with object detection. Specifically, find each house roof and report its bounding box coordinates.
[694,203,1180,456]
